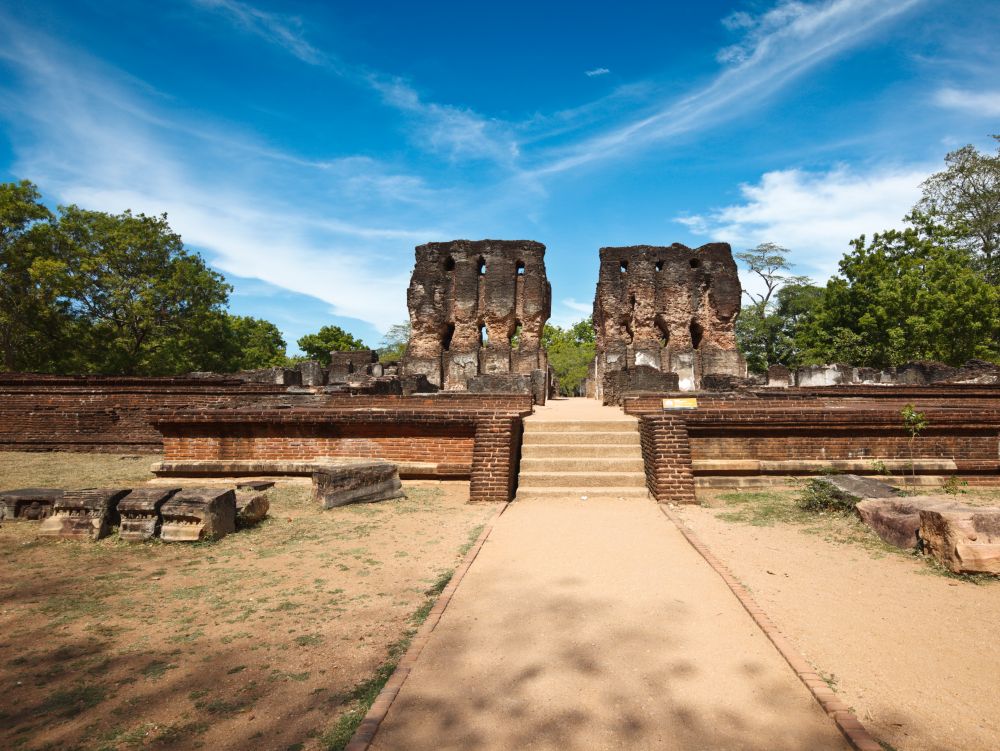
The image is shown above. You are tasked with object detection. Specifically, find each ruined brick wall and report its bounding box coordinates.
[593,243,744,394]
[155,395,533,502]
[623,388,1000,498]
[639,414,696,503]
[0,375,288,452]
[403,239,551,390]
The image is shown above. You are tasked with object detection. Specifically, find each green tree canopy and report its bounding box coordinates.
[794,227,1000,368]
[543,318,595,396]
[297,325,366,364]
[733,243,816,373]
[0,180,68,371]
[57,206,232,375]
[911,136,1000,283]
[378,322,410,363]
[226,315,287,370]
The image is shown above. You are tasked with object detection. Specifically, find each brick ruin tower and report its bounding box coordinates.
[402,239,552,390]
[592,242,745,394]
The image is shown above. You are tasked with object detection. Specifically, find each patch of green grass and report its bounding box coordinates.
[40,683,109,718]
[715,491,812,526]
[798,479,861,514]
[153,720,210,746]
[139,660,177,680]
[294,634,323,647]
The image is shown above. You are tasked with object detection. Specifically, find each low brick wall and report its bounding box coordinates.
[626,388,1000,502]
[154,397,532,503]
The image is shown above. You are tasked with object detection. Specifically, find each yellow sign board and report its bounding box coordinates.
[662,398,698,410]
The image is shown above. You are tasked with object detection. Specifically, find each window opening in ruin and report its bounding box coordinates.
[479,324,488,346]
[655,260,664,272]
[689,258,700,269]
[690,319,703,349]
[620,260,628,273]
[442,323,455,351]
[444,256,455,271]
[510,321,522,349]
[478,257,486,276]
[516,261,525,276]
[655,316,670,347]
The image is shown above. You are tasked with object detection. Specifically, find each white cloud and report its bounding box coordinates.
[191,0,324,65]
[585,68,610,77]
[933,87,1000,117]
[533,0,927,174]
[677,164,932,282]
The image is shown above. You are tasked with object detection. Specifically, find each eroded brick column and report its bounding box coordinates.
[639,414,696,503]
[470,416,523,502]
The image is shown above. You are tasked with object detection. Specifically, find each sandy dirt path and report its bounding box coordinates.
[370,497,850,750]
[678,500,1000,751]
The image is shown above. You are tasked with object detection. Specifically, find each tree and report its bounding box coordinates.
[733,243,813,373]
[56,207,233,375]
[0,180,69,371]
[912,136,1000,283]
[227,315,287,370]
[297,325,366,364]
[543,318,595,396]
[378,322,410,363]
[795,227,1000,368]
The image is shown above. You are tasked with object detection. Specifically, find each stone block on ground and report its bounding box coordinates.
[160,488,236,542]
[919,503,1000,575]
[236,480,275,491]
[312,461,404,509]
[118,487,181,542]
[856,497,954,550]
[38,488,131,541]
[0,488,65,520]
[236,492,270,527]
[812,474,899,503]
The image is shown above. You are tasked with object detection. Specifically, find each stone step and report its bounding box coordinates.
[515,486,651,501]
[521,431,641,446]
[524,420,638,433]
[519,457,645,473]
[521,444,641,458]
[517,471,648,488]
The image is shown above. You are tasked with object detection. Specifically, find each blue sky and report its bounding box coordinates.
[1,0,998,352]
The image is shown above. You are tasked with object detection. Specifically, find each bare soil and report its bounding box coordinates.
[679,483,1000,751]
[0,452,496,751]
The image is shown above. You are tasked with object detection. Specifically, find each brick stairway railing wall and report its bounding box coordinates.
[638,414,696,503]
[154,400,533,503]
[625,390,1000,484]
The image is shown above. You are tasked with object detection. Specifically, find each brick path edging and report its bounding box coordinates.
[659,505,884,751]
[344,502,509,751]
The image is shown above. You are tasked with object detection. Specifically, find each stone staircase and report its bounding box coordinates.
[515,417,649,500]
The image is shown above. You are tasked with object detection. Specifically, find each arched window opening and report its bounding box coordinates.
[620,260,628,273]
[655,260,664,272]
[442,323,455,351]
[689,258,700,269]
[690,319,703,349]
[478,257,487,276]
[516,260,525,276]
[479,324,488,346]
[444,256,455,271]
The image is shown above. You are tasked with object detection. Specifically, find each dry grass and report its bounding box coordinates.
[0,452,496,751]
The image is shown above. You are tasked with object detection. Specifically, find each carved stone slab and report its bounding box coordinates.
[312,462,404,509]
[38,489,131,540]
[0,488,65,520]
[118,487,181,542]
[160,488,236,542]
[236,480,275,492]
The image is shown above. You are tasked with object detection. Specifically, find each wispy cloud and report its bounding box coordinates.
[933,87,1000,117]
[0,17,447,333]
[677,164,932,281]
[531,0,926,175]
[191,0,325,65]
[585,68,610,77]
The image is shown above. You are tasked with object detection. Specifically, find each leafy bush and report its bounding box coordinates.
[798,478,859,514]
